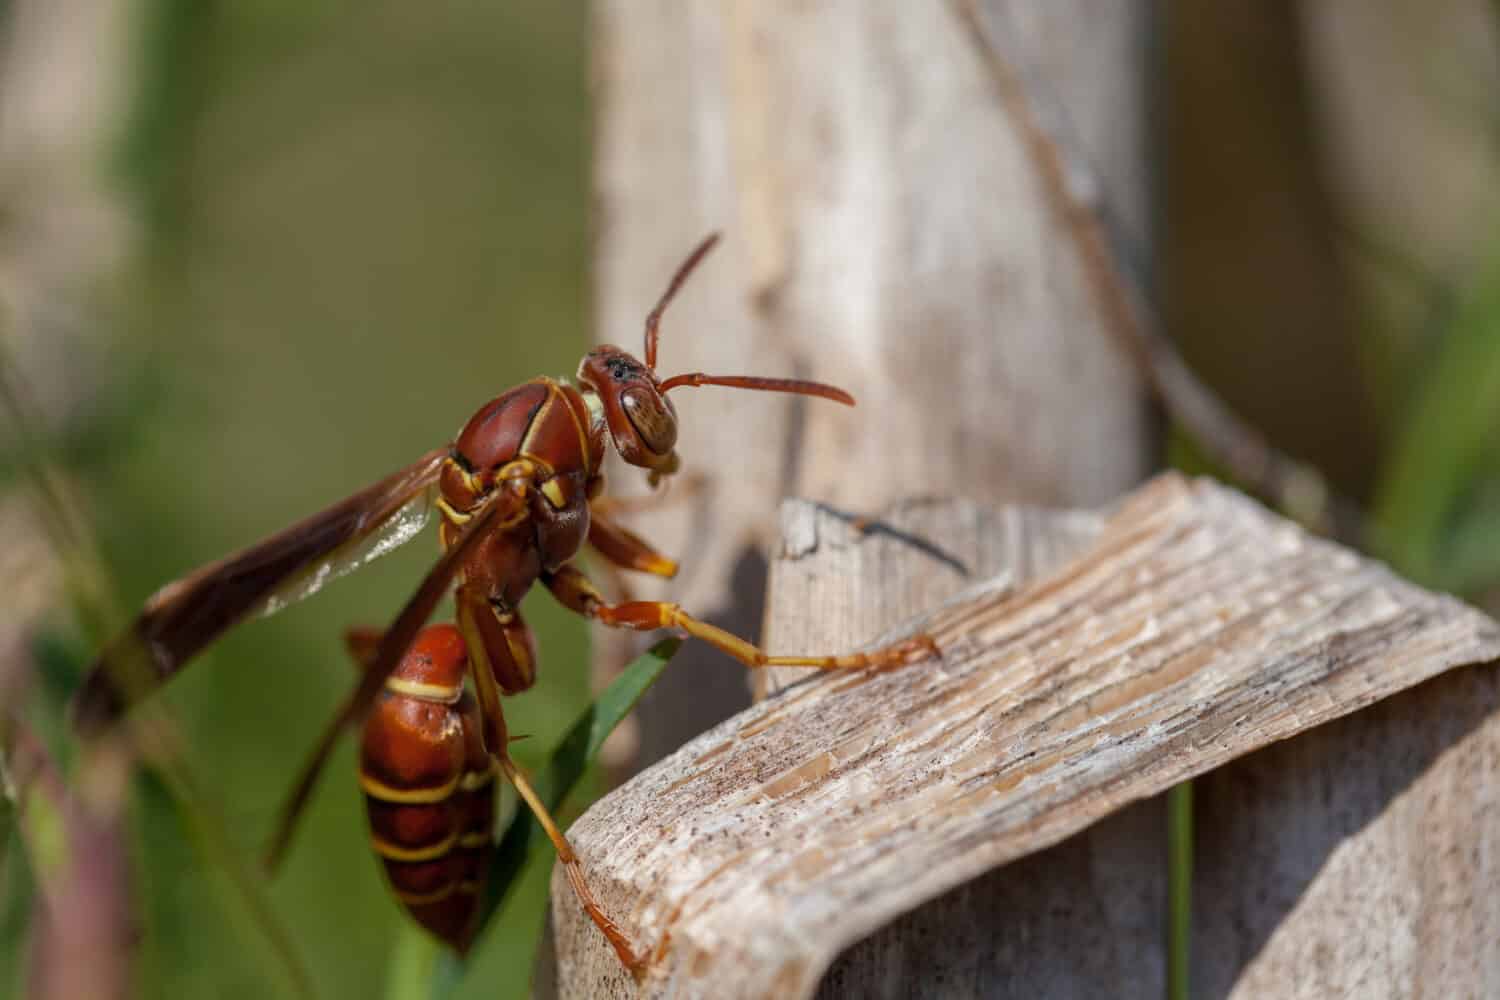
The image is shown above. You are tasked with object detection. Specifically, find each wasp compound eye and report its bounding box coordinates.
[620,385,677,455]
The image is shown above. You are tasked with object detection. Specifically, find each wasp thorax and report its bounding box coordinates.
[620,385,677,454]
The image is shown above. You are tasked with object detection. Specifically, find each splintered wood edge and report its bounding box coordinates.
[546,473,1500,998]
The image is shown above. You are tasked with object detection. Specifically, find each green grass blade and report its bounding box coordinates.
[1166,781,1193,1000]
[385,921,443,1000]
[1373,239,1500,590]
[524,637,682,811]
[418,637,680,999]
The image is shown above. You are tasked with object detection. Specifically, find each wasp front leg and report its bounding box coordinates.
[544,565,940,673]
[587,498,680,581]
[586,470,712,583]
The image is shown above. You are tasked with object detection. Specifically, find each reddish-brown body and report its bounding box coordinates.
[75,234,936,975]
[358,625,494,950]
[434,377,607,721]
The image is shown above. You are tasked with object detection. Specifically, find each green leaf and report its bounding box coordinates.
[416,637,680,999]
[385,920,444,1000]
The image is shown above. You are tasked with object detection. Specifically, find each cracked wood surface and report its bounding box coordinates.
[544,474,1500,997]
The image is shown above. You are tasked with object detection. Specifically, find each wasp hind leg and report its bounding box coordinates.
[498,747,643,978]
[451,586,645,978]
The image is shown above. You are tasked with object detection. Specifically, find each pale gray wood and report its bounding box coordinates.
[545,475,1500,997]
[589,0,1152,767]
[1195,649,1500,997]
[815,799,1164,1000]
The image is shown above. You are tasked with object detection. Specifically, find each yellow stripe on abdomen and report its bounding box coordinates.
[359,770,462,805]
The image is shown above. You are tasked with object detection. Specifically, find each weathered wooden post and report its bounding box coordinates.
[571,0,1159,994]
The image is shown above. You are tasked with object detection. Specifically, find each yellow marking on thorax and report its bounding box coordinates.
[519,387,556,463]
[372,829,460,863]
[383,677,463,703]
[360,770,462,805]
[436,460,537,541]
[499,456,543,481]
[444,457,483,496]
[457,831,491,849]
[560,378,597,475]
[435,496,471,525]
[523,379,593,478]
[540,478,568,509]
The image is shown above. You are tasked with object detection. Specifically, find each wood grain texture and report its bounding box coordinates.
[589,0,1152,767]
[544,474,1500,997]
[772,499,1161,998]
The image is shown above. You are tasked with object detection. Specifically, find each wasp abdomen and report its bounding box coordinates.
[360,625,495,951]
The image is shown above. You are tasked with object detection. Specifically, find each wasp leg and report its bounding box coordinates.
[455,583,543,755]
[586,507,679,579]
[579,510,673,772]
[586,470,711,580]
[480,699,643,978]
[543,564,940,672]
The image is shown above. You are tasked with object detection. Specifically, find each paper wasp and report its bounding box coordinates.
[72,234,939,973]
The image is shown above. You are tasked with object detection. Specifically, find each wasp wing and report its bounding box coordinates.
[263,486,519,871]
[73,448,447,733]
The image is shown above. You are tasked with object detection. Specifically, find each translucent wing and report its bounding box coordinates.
[252,487,435,618]
[263,487,520,871]
[72,449,447,733]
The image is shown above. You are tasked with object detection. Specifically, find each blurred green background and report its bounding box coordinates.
[5,1,592,997]
[3,2,1500,998]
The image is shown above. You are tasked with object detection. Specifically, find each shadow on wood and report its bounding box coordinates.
[1195,663,1500,996]
[816,797,1164,999]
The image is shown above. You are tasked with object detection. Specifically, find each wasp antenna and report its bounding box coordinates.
[644,232,721,370]
[657,372,855,406]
